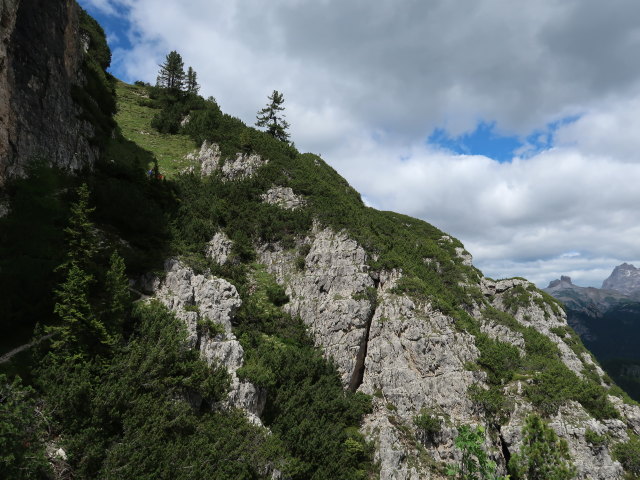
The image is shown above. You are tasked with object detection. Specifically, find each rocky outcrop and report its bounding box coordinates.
[185,140,221,176]
[206,231,233,265]
[150,259,265,424]
[486,277,595,378]
[221,152,267,181]
[261,186,306,210]
[255,226,638,479]
[0,0,98,185]
[186,140,268,181]
[259,226,374,387]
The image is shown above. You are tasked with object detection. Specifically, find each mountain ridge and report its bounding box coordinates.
[1,3,640,478]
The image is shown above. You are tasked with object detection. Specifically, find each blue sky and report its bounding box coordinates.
[79,0,640,288]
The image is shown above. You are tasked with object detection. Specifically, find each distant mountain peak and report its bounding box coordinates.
[602,263,640,295]
[547,275,573,289]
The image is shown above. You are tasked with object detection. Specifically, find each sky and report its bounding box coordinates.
[79,0,640,288]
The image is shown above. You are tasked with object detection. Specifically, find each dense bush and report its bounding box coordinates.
[0,375,50,479]
[36,302,283,479]
[612,434,640,478]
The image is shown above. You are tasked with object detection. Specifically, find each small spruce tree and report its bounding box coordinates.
[508,414,576,480]
[103,250,131,340]
[156,50,185,91]
[47,184,111,358]
[256,90,291,142]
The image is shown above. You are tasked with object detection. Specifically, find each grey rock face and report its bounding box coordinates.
[185,140,221,176]
[257,226,634,479]
[602,263,640,296]
[186,141,267,181]
[0,0,98,185]
[206,232,233,265]
[152,259,265,424]
[261,186,306,210]
[258,226,374,387]
[221,152,267,181]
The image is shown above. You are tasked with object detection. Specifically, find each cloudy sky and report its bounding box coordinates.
[80,0,640,287]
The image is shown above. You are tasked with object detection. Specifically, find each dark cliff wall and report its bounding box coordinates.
[0,0,106,185]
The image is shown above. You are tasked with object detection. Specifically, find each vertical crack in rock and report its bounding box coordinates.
[348,279,379,392]
[499,430,511,467]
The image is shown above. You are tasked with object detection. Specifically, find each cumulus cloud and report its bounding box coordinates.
[80,0,640,287]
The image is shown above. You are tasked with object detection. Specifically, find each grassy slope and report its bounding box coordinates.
[114,81,196,176]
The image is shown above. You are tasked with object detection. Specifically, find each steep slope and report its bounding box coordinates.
[2,3,640,477]
[107,79,640,478]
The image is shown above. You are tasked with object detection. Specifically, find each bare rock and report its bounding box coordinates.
[206,231,233,265]
[261,186,306,210]
[259,228,374,386]
[221,152,267,181]
[151,259,264,423]
[0,0,99,185]
[185,140,221,177]
[455,247,473,267]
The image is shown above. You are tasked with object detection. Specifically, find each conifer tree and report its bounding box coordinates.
[47,184,110,358]
[186,66,200,94]
[509,414,576,480]
[156,50,185,91]
[256,90,291,142]
[103,250,131,339]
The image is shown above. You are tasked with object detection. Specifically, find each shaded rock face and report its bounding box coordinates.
[151,259,265,424]
[603,263,640,296]
[255,227,639,479]
[0,0,97,185]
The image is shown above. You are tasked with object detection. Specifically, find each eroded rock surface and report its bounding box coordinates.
[221,152,267,181]
[261,186,306,210]
[184,140,221,176]
[151,259,264,423]
[186,140,267,181]
[257,226,635,479]
[206,231,233,265]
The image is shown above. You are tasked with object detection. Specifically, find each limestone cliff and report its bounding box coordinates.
[0,0,106,186]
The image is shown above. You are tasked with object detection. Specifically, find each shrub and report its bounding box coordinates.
[612,434,640,478]
[414,409,441,444]
[509,414,576,480]
[584,429,608,448]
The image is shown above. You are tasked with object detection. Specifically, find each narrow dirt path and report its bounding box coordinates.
[0,334,53,364]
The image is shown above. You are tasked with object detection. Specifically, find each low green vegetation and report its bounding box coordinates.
[585,428,608,448]
[476,307,618,421]
[414,408,442,444]
[114,81,196,176]
[612,433,640,479]
[447,425,506,480]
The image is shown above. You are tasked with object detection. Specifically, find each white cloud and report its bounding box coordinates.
[88,0,640,288]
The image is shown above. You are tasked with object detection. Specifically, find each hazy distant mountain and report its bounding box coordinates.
[545,268,640,400]
[602,262,640,296]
